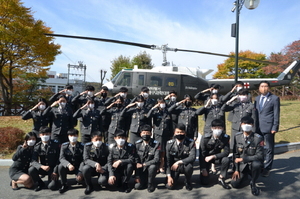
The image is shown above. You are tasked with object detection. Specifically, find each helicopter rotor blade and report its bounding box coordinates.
[44,33,155,49]
[45,33,277,65]
[176,48,277,65]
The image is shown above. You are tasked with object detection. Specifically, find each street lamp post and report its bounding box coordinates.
[232,0,260,83]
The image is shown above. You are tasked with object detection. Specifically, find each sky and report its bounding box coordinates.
[22,0,300,82]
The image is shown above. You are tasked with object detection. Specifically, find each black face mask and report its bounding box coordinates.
[141,135,151,142]
[115,103,123,108]
[185,101,192,107]
[101,93,107,98]
[175,134,185,141]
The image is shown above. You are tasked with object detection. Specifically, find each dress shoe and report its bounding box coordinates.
[122,183,131,193]
[35,181,45,192]
[147,183,155,193]
[218,178,231,189]
[59,184,68,194]
[261,169,270,177]
[185,182,193,191]
[84,185,94,195]
[250,181,259,196]
[165,184,174,190]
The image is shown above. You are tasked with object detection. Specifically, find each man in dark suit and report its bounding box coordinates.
[254,81,280,177]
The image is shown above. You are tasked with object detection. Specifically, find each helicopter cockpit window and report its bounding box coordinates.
[165,77,177,87]
[116,72,131,86]
[150,76,162,87]
[138,75,144,86]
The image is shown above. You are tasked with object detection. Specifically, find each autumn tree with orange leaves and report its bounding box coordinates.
[0,0,61,115]
[213,50,272,79]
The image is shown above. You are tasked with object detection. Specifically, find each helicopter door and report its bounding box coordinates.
[164,75,180,95]
[131,72,146,97]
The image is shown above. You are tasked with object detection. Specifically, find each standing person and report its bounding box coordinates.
[49,84,75,112]
[131,87,156,109]
[29,126,60,191]
[82,131,109,195]
[101,96,126,144]
[168,94,198,140]
[122,95,151,144]
[196,94,225,136]
[231,116,264,196]
[147,98,173,173]
[199,119,231,189]
[164,90,178,132]
[222,89,257,149]
[22,98,51,142]
[43,95,74,144]
[73,99,102,144]
[107,129,136,193]
[254,81,280,177]
[134,124,160,192]
[9,132,37,190]
[94,86,111,143]
[57,129,84,194]
[194,84,225,104]
[165,123,196,191]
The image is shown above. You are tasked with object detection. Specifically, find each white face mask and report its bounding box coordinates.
[40,135,50,142]
[212,89,218,94]
[236,87,243,92]
[68,136,78,143]
[60,102,66,108]
[170,96,177,102]
[87,91,94,97]
[212,129,223,138]
[137,102,144,108]
[66,90,73,95]
[115,138,125,146]
[211,99,218,105]
[27,140,36,146]
[38,105,46,111]
[89,104,95,109]
[120,93,127,98]
[239,95,248,102]
[93,141,102,148]
[142,93,149,98]
[241,124,253,132]
[159,103,166,109]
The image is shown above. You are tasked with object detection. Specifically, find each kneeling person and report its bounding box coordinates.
[82,131,109,195]
[231,116,264,196]
[135,124,160,192]
[58,129,84,193]
[200,119,231,189]
[108,129,136,193]
[165,123,196,191]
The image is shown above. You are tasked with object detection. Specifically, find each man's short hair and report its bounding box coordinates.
[259,80,270,87]
[140,124,152,132]
[241,116,254,124]
[85,85,95,91]
[175,123,186,131]
[65,84,73,89]
[39,126,51,134]
[114,128,126,137]
[211,119,225,128]
[119,87,128,93]
[67,128,79,136]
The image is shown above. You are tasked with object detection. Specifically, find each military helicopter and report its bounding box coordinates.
[45,33,300,99]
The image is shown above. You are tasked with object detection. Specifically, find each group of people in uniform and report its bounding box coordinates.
[9,80,279,196]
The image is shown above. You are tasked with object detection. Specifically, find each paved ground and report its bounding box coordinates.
[0,150,299,199]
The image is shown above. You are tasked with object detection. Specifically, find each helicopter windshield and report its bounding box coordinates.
[115,72,131,87]
[111,71,122,84]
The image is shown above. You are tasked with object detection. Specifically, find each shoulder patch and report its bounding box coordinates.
[80,142,85,146]
[153,140,158,144]
[224,134,229,138]
[62,142,69,145]
[85,142,92,146]
[135,139,143,144]
[167,139,174,144]
[109,143,115,149]
[189,138,194,142]
[255,133,262,138]
[127,143,132,147]
[53,140,59,143]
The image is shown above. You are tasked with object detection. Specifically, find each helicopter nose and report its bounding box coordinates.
[103,81,114,90]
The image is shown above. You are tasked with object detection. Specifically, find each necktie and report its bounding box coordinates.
[44,144,48,152]
[259,96,265,110]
